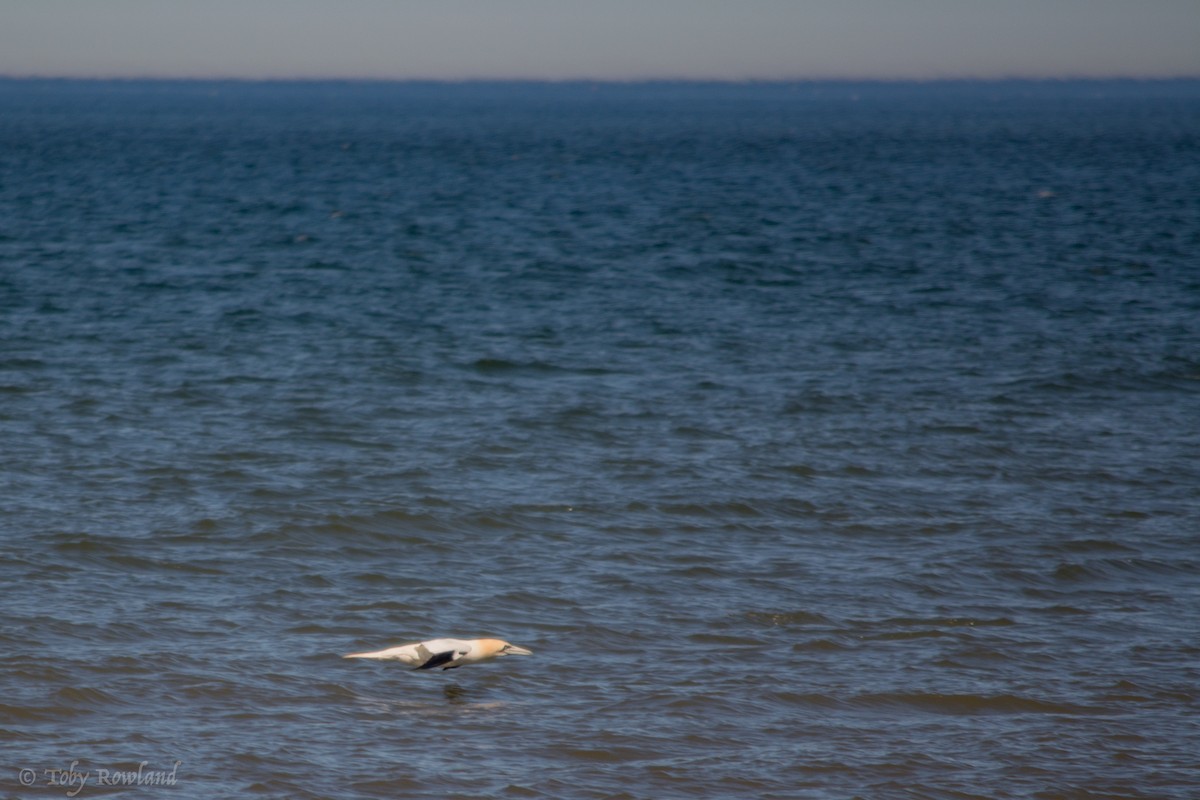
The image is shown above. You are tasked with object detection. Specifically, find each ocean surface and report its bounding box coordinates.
[1,79,1198,800]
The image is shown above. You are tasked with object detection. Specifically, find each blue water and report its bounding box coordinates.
[2,79,1199,799]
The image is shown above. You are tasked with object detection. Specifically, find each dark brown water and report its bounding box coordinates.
[2,80,1198,799]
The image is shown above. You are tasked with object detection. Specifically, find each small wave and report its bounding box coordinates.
[50,536,121,555]
[790,638,850,652]
[491,590,580,611]
[781,391,865,414]
[871,629,950,641]
[923,423,985,435]
[0,357,47,371]
[744,610,830,627]
[464,357,614,378]
[845,616,1017,643]
[1053,557,1198,582]
[1040,604,1092,616]
[53,686,121,707]
[656,498,817,518]
[343,599,417,612]
[284,623,341,634]
[871,616,1016,629]
[0,700,94,720]
[350,777,425,794]
[555,746,664,763]
[1050,538,1139,554]
[172,677,243,701]
[853,692,1095,716]
[762,691,845,710]
[687,633,768,646]
[107,553,228,575]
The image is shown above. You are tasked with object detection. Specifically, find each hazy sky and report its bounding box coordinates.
[1,0,1198,81]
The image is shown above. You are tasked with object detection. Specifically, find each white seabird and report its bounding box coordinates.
[343,637,533,671]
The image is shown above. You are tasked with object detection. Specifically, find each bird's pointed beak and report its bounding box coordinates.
[505,645,533,656]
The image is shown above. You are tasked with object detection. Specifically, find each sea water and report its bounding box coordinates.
[1,79,1198,799]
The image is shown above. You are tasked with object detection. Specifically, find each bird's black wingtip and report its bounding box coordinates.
[416,650,457,670]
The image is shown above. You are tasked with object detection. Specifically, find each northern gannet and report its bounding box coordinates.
[343,637,532,671]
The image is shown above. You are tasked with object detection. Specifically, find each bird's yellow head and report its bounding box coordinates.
[479,638,533,658]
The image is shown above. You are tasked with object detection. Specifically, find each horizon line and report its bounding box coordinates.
[2,74,1199,85]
